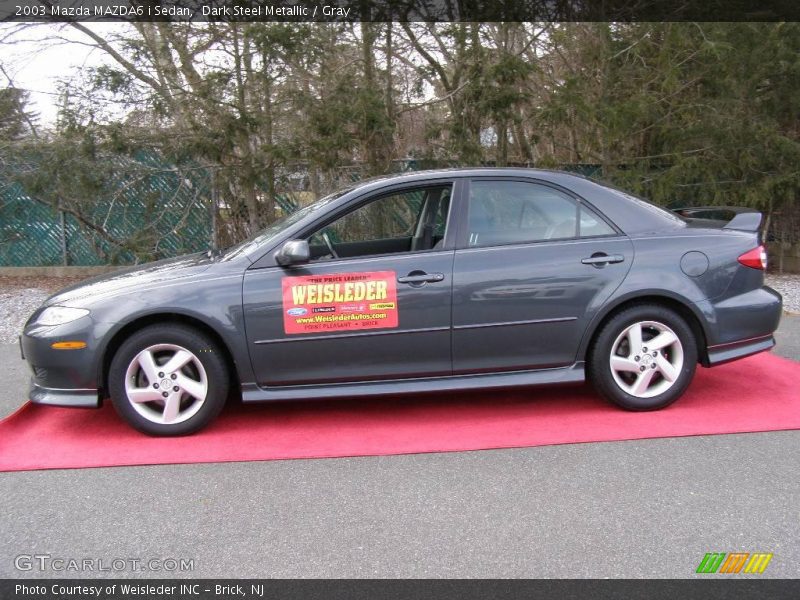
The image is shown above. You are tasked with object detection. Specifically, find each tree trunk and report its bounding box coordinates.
[360,20,380,175]
[513,120,534,164]
[385,24,395,124]
[497,121,508,166]
[263,73,277,224]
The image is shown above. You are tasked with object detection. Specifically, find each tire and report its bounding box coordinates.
[108,324,229,436]
[588,304,698,411]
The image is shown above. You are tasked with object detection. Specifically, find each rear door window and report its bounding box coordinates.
[466,180,616,248]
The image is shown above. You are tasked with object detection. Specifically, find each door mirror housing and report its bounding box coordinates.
[275,239,310,267]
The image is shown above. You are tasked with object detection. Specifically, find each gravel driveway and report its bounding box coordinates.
[0,282,49,344]
[766,273,800,313]
[1,273,798,343]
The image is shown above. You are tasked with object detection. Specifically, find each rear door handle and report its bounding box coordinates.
[581,253,625,265]
[397,271,445,285]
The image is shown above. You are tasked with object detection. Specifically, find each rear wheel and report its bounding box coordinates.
[589,304,698,410]
[108,324,229,435]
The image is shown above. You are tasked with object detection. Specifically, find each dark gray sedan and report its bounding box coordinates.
[20,169,782,435]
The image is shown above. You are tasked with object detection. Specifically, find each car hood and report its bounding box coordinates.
[44,253,214,308]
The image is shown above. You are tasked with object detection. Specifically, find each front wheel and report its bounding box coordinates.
[588,304,698,411]
[108,324,229,435]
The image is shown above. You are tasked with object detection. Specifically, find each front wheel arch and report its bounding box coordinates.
[108,324,230,435]
[99,313,239,402]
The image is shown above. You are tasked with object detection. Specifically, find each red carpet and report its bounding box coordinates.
[1,352,798,472]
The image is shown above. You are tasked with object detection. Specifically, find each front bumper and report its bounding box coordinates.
[29,381,99,408]
[20,315,104,408]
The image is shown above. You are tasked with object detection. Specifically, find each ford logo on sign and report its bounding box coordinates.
[287,307,308,317]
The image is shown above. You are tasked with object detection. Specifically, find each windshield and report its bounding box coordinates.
[219,186,354,260]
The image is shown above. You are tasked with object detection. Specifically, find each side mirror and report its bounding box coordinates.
[275,239,310,267]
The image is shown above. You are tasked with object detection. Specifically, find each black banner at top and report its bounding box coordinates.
[2,0,799,23]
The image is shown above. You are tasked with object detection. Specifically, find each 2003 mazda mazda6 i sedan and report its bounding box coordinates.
[20,169,782,435]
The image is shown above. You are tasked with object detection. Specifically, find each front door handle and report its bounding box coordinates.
[581,253,625,266]
[397,271,445,285]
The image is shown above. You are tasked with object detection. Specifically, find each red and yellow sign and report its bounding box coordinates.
[281,271,399,334]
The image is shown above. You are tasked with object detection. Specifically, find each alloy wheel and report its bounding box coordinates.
[609,320,684,399]
[124,343,208,425]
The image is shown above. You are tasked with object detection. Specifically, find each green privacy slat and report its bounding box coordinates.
[275,194,298,213]
[0,151,212,266]
[3,158,568,266]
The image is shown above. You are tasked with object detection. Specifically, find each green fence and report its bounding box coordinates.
[0,153,213,266]
[0,156,603,267]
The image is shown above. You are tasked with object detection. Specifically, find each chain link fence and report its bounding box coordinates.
[4,153,796,271]
[0,151,213,266]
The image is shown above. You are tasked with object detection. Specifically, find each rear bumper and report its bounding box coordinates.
[29,381,100,408]
[701,285,782,366]
[706,335,775,367]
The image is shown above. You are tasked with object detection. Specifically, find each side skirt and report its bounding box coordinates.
[241,362,586,403]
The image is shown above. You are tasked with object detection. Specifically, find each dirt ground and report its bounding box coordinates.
[0,275,85,294]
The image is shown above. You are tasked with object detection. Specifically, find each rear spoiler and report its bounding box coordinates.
[724,212,762,232]
[671,206,762,232]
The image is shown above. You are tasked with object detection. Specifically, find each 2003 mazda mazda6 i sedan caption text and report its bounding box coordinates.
[20,169,782,435]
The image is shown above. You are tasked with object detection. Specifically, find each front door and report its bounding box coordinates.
[452,178,633,373]
[243,182,455,386]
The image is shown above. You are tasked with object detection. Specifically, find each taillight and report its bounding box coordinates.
[738,245,767,270]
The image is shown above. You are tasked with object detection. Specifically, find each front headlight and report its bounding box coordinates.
[35,306,90,326]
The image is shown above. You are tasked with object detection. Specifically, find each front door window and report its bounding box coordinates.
[307,185,452,261]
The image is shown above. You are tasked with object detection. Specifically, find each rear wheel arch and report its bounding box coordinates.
[581,293,710,366]
[587,302,699,410]
[98,313,239,400]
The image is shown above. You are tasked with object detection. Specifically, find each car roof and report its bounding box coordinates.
[352,167,587,188]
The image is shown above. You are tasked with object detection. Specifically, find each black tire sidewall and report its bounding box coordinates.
[589,305,698,411]
[108,325,229,436]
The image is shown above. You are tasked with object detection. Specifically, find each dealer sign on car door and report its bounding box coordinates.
[243,183,456,386]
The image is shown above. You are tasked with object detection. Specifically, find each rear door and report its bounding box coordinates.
[243,181,457,386]
[452,178,633,373]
